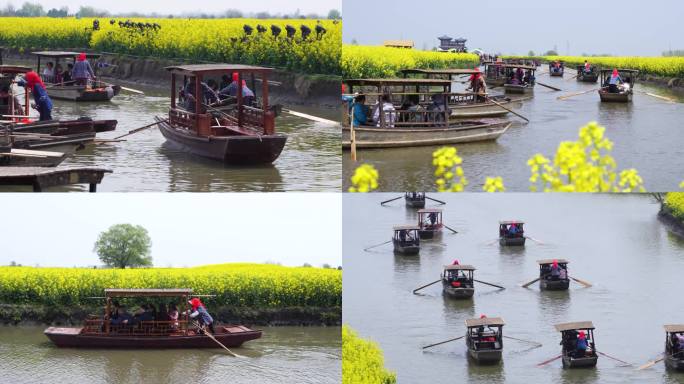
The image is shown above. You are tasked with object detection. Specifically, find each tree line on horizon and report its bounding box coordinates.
[0,2,341,20]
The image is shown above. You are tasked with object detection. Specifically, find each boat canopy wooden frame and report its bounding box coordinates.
[466,317,505,328]
[555,321,595,332]
[0,65,31,118]
[537,259,569,265]
[444,264,476,271]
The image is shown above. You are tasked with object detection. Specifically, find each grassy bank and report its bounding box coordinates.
[342,325,396,384]
[664,192,684,221]
[0,17,341,75]
[342,44,478,78]
[505,55,684,78]
[0,263,341,309]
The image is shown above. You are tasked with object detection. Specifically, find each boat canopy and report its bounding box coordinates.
[165,64,272,76]
[32,51,100,59]
[393,225,420,231]
[444,264,476,271]
[599,68,639,74]
[465,317,505,328]
[499,220,524,225]
[664,325,684,333]
[537,259,569,265]
[418,208,443,214]
[344,78,452,87]
[400,68,481,76]
[486,63,536,70]
[0,65,31,75]
[104,288,193,297]
[555,321,595,332]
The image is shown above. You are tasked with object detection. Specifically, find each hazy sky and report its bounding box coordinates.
[343,0,684,56]
[3,0,340,15]
[0,193,341,268]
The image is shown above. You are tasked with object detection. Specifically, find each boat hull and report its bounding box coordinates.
[13,119,117,135]
[405,197,426,209]
[158,120,287,164]
[665,355,684,371]
[44,326,262,348]
[442,285,474,299]
[577,73,599,82]
[499,237,525,246]
[418,229,441,240]
[393,240,420,255]
[504,84,533,94]
[46,85,121,102]
[342,120,511,149]
[550,70,564,77]
[449,99,523,118]
[562,354,598,368]
[468,349,502,364]
[485,78,506,87]
[540,279,570,291]
[0,149,70,167]
[599,90,632,102]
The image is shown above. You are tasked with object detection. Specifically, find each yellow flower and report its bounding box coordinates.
[483,177,505,192]
[348,164,379,193]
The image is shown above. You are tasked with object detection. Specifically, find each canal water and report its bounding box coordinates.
[0,326,340,384]
[342,69,684,192]
[343,193,684,383]
[3,59,340,192]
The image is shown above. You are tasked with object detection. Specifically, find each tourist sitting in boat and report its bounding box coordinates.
[508,72,520,85]
[427,94,446,122]
[524,70,535,84]
[219,74,231,90]
[72,53,96,86]
[16,71,53,121]
[182,80,220,112]
[515,67,525,83]
[508,223,520,236]
[608,69,623,93]
[584,60,592,73]
[351,93,370,127]
[111,306,134,327]
[132,304,155,325]
[205,79,220,105]
[372,94,396,127]
[54,64,64,84]
[41,61,55,83]
[184,297,215,334]
[168,304,180,330]
[218,72,255,105]
[466,68,487,102]
[63,63,73,84]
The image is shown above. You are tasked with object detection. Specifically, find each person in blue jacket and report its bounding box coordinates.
[351,94,369,127]
[17,71,53,121]
[187,297,215,334]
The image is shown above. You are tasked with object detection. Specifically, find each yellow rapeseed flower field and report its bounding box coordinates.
[508,55,684,77]
[0,17,341,74]
[0,263,341,308]
[342,325,396,384]
[664,192,684,220]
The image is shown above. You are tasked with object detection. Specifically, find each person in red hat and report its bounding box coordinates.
[550,259,561,280]
[184,297,215,334]
[466,67,487,102]
[218,72,255,105]
[71,52,96,86]
[16,71,53,121]
[608,68,622,93]
[575,331,588,357]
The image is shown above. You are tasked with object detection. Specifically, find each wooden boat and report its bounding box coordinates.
[499,220,526,246]
[404,192,426,208]
[576,65,599,83]
[484,61,508,87]
[342,78,511,148]
[555,321,598,368]
[44,288,262,349]
[33,51,121,101]
[664,324,684,371]
[393,225,420,254]
[503,65,537,94]
[537,259,570,290]
[549,61,565,77]
[465,317,504,364]
[12,118,117,135]
[157,64,286,164]
[417,208,443,239]
[442,264,475,299]
[0,65,32,120]
[0,138,69,167]
[598,69,639,103]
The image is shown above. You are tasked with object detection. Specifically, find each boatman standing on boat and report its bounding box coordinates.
[584,60,591,73]
[184,297,215,334]
[575,331,588,357]
[16,71,53,121]
[608,69,622,93]
[72,52,96,87]
[466,68,487,102]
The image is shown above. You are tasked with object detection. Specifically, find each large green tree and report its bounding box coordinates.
[94,224,152,268]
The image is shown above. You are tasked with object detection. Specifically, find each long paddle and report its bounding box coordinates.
[565,74,578,81]
[637,353,665,370]
[282,108,339,125]
[98,80,144,95]
[444,224,458,234]
[637,90,677,103]
[422,335,464,349]
[380,196,402,205]
[521,277,540,288]
[487,96,529,122]
[425,196,446,205]
[537,354,562,366]
[503,335,542,347]
[474,279,505,290]
[597,351,632,366]
[524,236,544,245]
[569,276,592,288]
[113,119,167,140]
[413,279,441,294]
[557,88,599,100]
[364,240,391,251]
[192,321,243,357]
[536,82,562,91]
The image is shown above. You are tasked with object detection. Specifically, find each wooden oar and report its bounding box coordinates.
[425,196,446,205]
[487,96,529,122]
[525,236,544,245]
[422,335,464,349]
[192,321,243,357]
[557,88,599,100]
[113,119,167,140]
[413,279,441,294]
[364,240,391,251]
[565,74,578,82]
[282,108,339,125]
[474,279,505,290]
[637,91,677,103]
[444,225,458,234]
[120,86,144,95]
[597,351,632,366]
[380,196,402,205]
[637,353,665,370]
[569,276,592,288]
[521,277,540,288]
[537,82,562,91]
[537,354,562,366]
[503,335,542,347]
